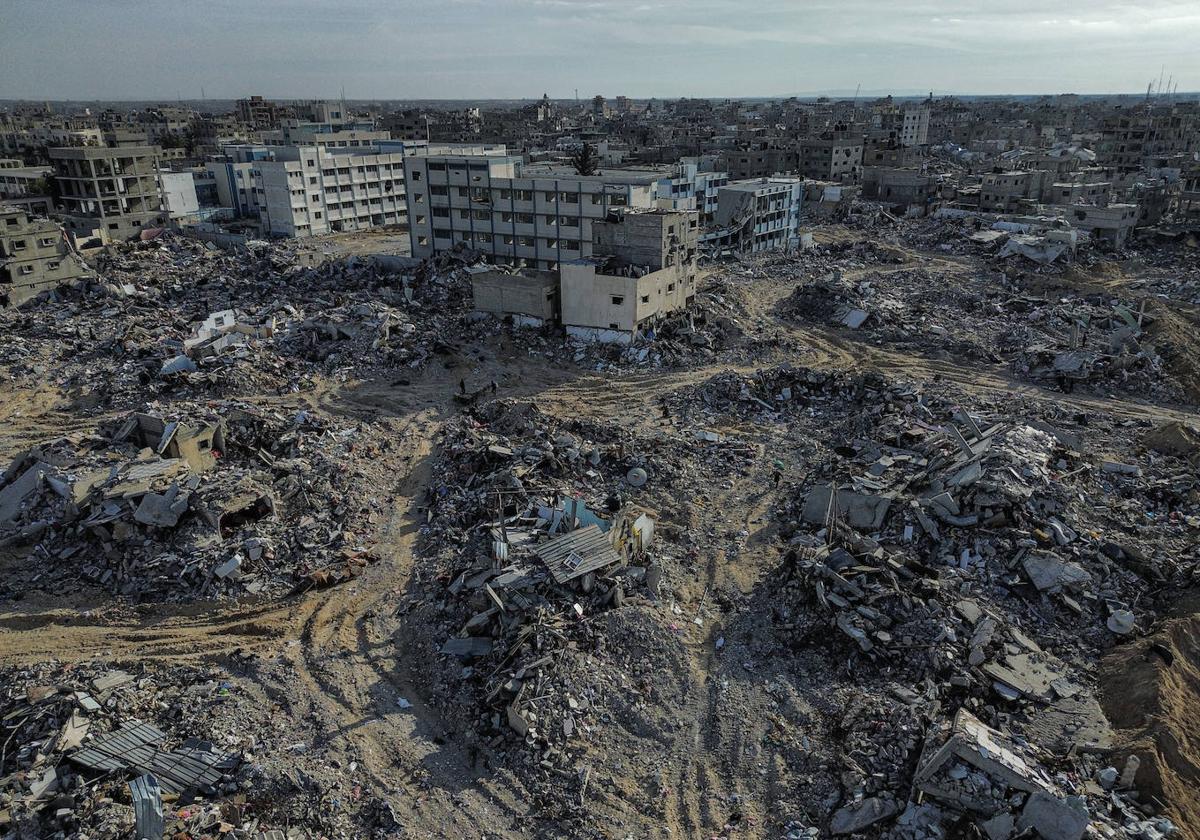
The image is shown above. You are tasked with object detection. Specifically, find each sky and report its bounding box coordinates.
[1,0,1197,101]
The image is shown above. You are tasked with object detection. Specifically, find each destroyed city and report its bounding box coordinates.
[3,4,1200,840]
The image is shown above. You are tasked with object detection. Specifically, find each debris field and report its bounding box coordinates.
[1,226,1199,840]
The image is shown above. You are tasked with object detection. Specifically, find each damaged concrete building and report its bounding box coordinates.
[48,145,168,241]
[0,206,91,307]
[470,207,699,343]
[561,207,698,343]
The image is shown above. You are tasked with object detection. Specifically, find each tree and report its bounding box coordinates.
[569,142,600,176]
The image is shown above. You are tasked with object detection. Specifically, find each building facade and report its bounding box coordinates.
[1,207,91,307]
[253,145,409,238]
[48,145,167,239]
[404,154,661,268]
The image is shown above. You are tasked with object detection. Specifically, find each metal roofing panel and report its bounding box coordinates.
[535,525,621,584]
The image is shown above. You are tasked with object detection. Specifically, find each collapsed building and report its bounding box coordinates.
[0,206,92,307]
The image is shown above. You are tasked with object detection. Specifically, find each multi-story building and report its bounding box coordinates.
[1065,202,1139,248]
[707,177,804,254]
[159,171,200,221]
[798,133,863,182]
[404,154,662,268]
[1098,107,1198,173]
[48,145,167,240]
[561,208,698,343]
[265,119,391,150]
[0,207,91,307]
[979,170,1047,213]
[723,144,797,180]
[0,160,52,199]
[861,168,941,216]
[236,96,284,131]
[252,145,408,238]
[899,107,931,147]
[1178,165,1200,225]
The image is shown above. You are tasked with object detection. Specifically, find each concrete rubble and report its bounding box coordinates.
[0,224,1197,837]
[0,403,386,600]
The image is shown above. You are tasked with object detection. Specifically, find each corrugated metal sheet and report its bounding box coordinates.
[69,721,231,794]
[535,525,621,584]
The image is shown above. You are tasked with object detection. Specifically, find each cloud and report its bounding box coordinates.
[0,0,1196,98]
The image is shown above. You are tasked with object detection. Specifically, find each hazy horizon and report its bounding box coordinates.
[2,0,1196,101]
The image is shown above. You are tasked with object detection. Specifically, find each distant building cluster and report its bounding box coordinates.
[2,91,1199,307]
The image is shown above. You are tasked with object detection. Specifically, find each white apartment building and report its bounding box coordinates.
[900,107,931,147]
[707,177,805,254]
[404,155,662,269]
[251,145,408,238]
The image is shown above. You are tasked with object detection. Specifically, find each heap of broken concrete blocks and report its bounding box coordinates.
[0,402,382,600]
[0,659,340,840]
[0,233,493,410]
[757,370,1196,837]
[404,400,752,786]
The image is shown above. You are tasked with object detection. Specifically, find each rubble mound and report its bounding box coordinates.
[397,397,755,812]
[666,364,884,422]
[0,234,484,410]
[0,403,387,601]
[0,660,318,839]
[758,370,1196,837]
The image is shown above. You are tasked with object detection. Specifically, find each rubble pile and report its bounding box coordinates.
[398,399,753,806]
[770,251,1184,401]
[0,660,334,839]
[755,367,1198,838]
[0,402,388,600]
[0,234,486,408]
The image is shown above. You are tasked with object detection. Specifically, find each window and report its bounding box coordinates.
[560,216,579,227]
[560,192,578,203]
[544,215,557,226]
[544,238,557,248]
[433,207,449,218]
[428,162,447,172]
[309,176,318,185]
[415,215,426,224]
[611,295,624,305]
[434,228,452,240]
[641,295,650,303]
[429,185,448,196]
[514,189,533,201]
[519,235,535,246]
[667,283,676,292]
[544,191,557,201]
[12,239,26,250]
[459,209,470,219]
[411,171,422,181]
[19,264,34,275]
[418,235,429,246]
[478,232,492,243]
[314,211,322,219]
[39,237,55,247]
[310,194,320,202]
[517,213,534,224]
